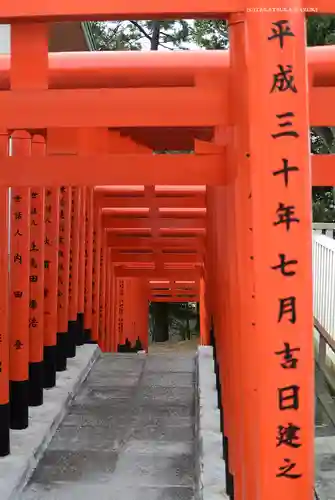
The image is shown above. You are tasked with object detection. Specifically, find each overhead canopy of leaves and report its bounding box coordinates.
[307,15,335,45]
[90,20,194,51]
[306,15,335,222]
[191,20,228,49]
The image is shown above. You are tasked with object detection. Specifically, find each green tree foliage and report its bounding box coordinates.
[149,301,198,342]
[191,20,228,49]
[307,15,335,45]
[169,302,198,340]
[89,20,192,51]
[89,21,141,50]
[306,15,335,222]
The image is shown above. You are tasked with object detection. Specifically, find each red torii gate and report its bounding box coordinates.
[0,3,334,500]
[95,184,204,351]
[148,281,199,302]
[0,0,332,19]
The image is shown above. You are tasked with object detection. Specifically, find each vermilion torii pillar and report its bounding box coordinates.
[9,132,30,431]
[68,187,80,356]
[28,136,45,406]
[77,186,86,346]
[43,186,60,389]
[0,133,9,456]
[247,6,313,498]
[228,14,256,499]
[84,187,94,342]
[57,182,71,369]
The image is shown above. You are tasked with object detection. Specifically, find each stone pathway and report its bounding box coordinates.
[315,364,335,438]
[22,352,196,500]
[315,364,335,499]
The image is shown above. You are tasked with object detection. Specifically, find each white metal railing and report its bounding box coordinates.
[312,233,335,367]
[312,222,335,239]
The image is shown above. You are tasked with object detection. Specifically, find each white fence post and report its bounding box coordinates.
[312,222,335,239]
[312,233,335,368]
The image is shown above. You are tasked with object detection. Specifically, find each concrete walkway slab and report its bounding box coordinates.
[22,484,195,500]
[22,352,196,500]
[196,347,335,500]
[0,345,99,500]
[196,346,228,500]
[315,436,335,500]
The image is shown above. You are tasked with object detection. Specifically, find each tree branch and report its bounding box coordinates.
[130,20,178,51]
[130,20,153,42]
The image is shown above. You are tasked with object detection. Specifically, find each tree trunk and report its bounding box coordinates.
[152,302,169,342]
[195,302,200,335]
[186,316,191,340]
[150,21,161,51]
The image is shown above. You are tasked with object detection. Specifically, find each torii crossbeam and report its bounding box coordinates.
[0,3,334,500]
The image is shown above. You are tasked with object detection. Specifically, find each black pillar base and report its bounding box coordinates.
[56,332,68,371]
[85,338,98,344]
[210,322,215,347]
[43,345,57,389]
[67,321,77,358]
[10,380,29,430]
[76,313,85,346]
[215,363,223,425]
[28,361,44,406]
[0,403,10,456]
[223,435,235,499]
[84,328,91,343]
[211,326,234,498]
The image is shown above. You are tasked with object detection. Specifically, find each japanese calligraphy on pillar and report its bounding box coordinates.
[10,187,30,382]
[84,200,89,309]
[99,252,103,330]
[117,279,125,342]
[29,188,45,359]
[84,188,94,334]
[69,190,74,311]
[78,188,86,319]
[92,208,102,342]
[57,186,71,333]
[92,229,96,310]
[69,188,80,323]
[265,16,313,487]
[44,188,60,347]
[0,134,9,432]
[99,233,106,338]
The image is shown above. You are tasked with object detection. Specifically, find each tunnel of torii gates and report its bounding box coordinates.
[1,2,335,500]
